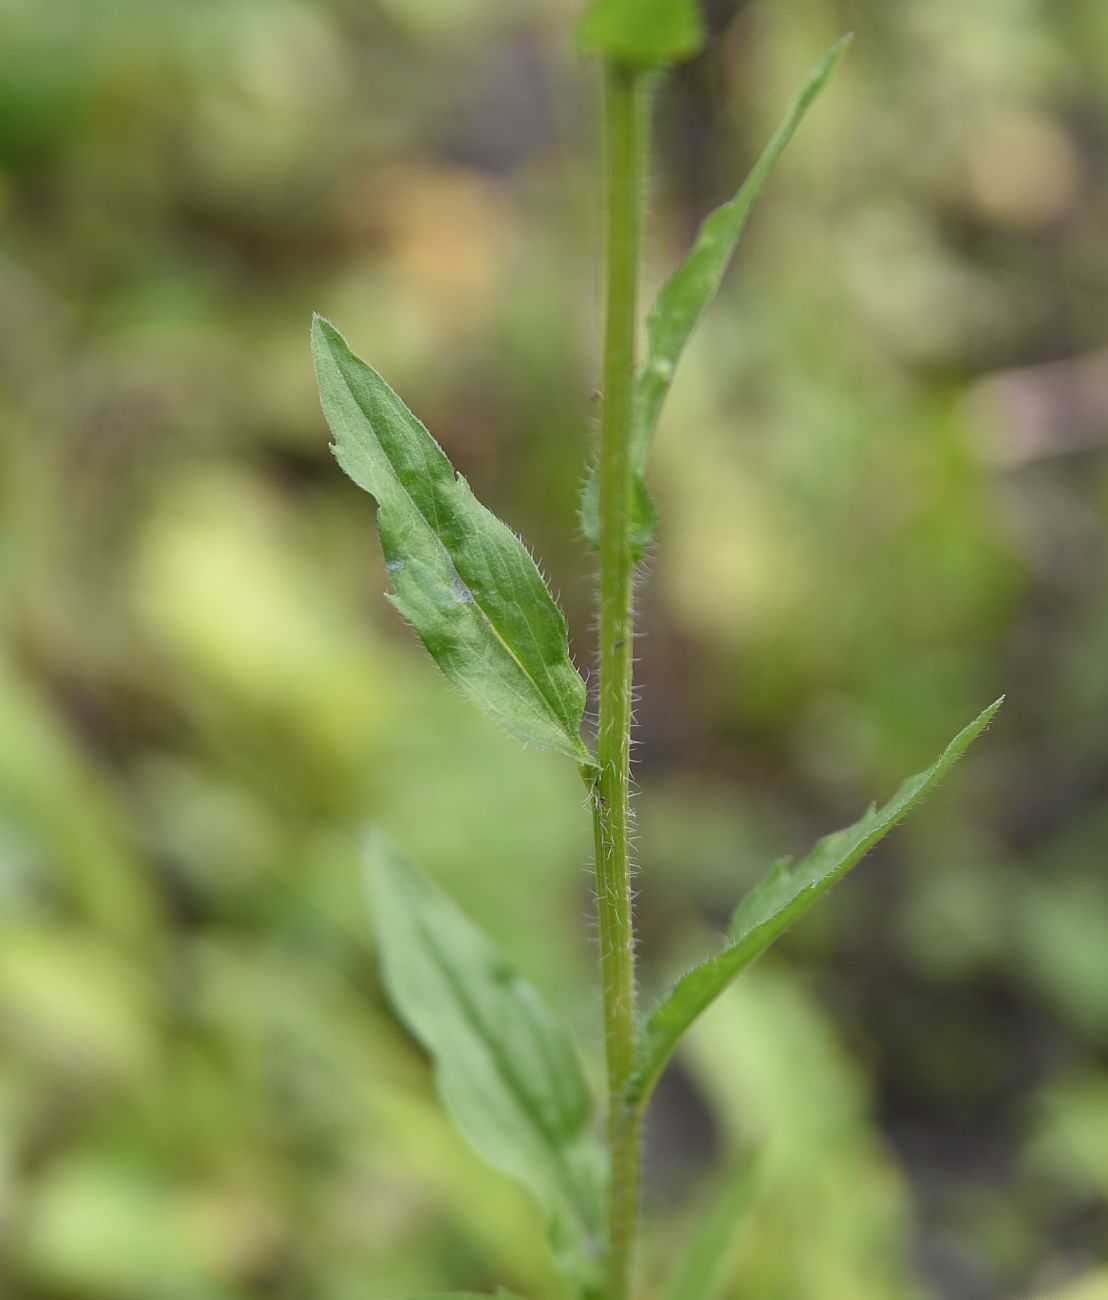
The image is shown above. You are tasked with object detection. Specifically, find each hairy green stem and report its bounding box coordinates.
[590,60,648,1300]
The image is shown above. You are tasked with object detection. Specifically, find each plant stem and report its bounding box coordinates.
[591,59,648,1300]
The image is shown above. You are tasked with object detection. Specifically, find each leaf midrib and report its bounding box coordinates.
[329,348,583,752]
[414,906,595,1226]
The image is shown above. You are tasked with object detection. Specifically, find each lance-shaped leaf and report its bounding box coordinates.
[632,34,851,468]
[577,0,705,69]
[628,698,1004,1107]
[369,836,605,1293]
[407,1294,527,1299]
[313,317,593,768]
[581,35,852,554]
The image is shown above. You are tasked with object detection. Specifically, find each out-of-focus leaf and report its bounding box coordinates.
[679,971,920,1299]
[312,317,593,767]
[0,929,158,1085]
[1026,1269,1108,1300]
[407,1293,528,1299]
[368,836,605,1294]
[577,0,704,69]
[629,698,1004,1105]
[581,37,851,556]
[0,655,160,944]
[662,1156,763,1300]
[21,1159,207,1298]
[1016,868,1108,1041]
[1028,1072,1108,1201]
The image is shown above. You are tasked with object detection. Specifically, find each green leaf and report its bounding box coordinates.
[632,33,852,471]
[578,463,656,564]
[312,316,593,768]
[580,36,851,556]
[629,698,1004,1106]
[577,0,705,70]
[662,1156,763,1300]
[368,836,605,1293]
[406,1294,528,1299]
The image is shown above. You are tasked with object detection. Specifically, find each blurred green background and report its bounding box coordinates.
[1,0,1107,1297]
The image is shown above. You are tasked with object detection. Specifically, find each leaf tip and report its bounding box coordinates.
[310,312,341,352]
[816,31,854,80]
[982,694,1006,723]
[979,694,1006,730]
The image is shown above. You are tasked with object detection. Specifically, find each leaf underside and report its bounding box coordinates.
[368,836,605,1293]
[629,697,1004,1106]
[580,34,852,557]
[312,317,592,767]
[577,0,705,69]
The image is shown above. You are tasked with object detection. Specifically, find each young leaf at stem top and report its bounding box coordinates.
[368,836,606,1295]
[580,34,852,557]
[577,0,705,70]
[628,697,1004,1108]
[632,34,851,470]
[312,317,594,768]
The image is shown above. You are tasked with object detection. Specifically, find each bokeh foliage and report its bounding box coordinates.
[1,1,1107,1297]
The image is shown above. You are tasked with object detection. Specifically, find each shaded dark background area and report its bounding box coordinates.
[1,1,1107,1298]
